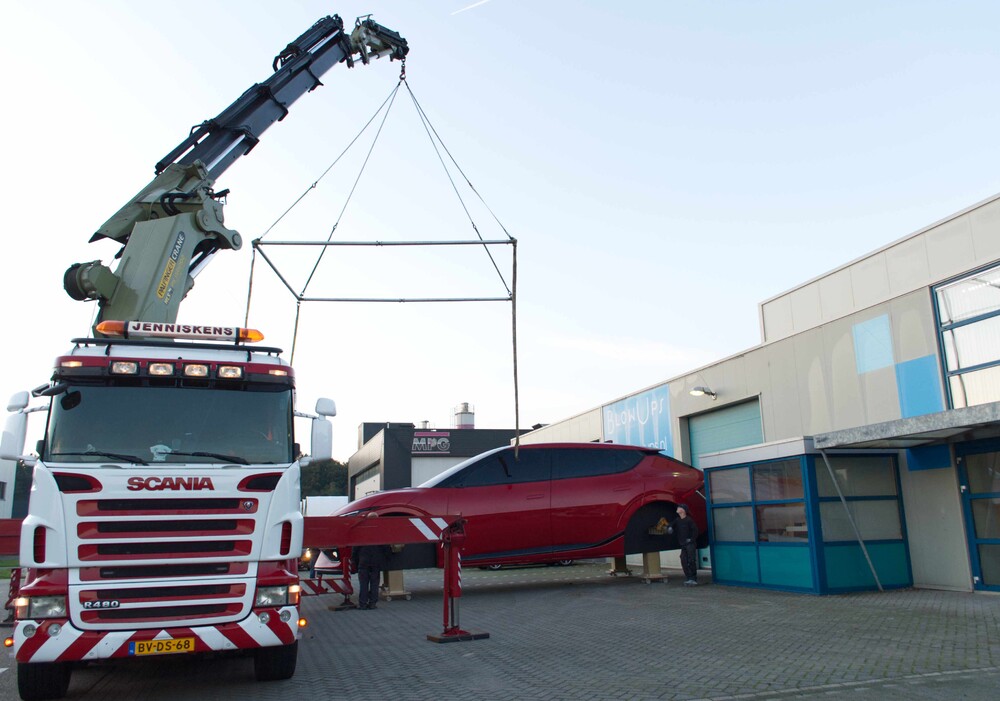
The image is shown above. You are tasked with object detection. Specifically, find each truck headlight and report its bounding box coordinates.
[16,596,67,620]
[254,584,301,608]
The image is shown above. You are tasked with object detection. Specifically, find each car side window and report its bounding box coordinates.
[444,449,551,487]
[553,448,645,480]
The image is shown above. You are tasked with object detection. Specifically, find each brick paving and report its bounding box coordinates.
[2,563,1000,699]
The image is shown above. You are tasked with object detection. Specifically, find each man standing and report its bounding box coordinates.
[669,504,700,586]
[351,543,391,609]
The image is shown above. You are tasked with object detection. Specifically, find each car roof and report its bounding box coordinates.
[418,442,660,488]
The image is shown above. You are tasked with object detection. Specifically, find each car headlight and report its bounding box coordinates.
[16,596,67,619]
[255,584,300,607]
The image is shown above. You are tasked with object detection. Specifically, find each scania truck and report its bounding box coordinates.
[0,13,408,700]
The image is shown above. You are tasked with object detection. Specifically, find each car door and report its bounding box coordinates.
[444,448,551,560]
[550,448,645,550]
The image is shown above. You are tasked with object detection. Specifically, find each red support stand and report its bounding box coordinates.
[3,567,21,626]
[427,520,488,643]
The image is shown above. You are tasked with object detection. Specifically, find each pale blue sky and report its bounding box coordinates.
[3,1,1000,460]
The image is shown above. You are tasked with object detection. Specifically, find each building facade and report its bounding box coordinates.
[347,422,526,500]
[521,193,1000,594]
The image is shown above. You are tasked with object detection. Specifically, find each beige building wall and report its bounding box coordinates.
[517,409,602,445]
[760,193,1000,344]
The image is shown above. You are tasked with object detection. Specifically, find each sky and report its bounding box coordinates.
[2,0,1000,461]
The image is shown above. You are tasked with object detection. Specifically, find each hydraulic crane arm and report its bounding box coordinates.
[64,15,407,330]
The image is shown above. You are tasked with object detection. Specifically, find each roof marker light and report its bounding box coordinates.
[149,363,175,376]
[184,364,209,377]
[110,361,139,375]
[269,369,289,377]
[95,320,265,343]
[218,366,243,379]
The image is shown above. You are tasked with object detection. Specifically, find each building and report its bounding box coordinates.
[520,192,1000,594]
[347,405,527,499]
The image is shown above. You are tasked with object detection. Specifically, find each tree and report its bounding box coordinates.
[300,459,347,496]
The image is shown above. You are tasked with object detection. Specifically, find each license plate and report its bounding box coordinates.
[129,637,196,656]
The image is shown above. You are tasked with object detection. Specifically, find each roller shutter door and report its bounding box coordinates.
[688,400,763,468]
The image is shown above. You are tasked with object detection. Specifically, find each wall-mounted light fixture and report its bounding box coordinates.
[689,386,717,400]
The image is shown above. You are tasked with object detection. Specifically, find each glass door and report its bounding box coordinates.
[956,448,1000,591]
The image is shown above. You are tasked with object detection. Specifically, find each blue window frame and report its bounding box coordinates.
[934,262,1000,409]
[707,453,911,594]
[707,457,816,592]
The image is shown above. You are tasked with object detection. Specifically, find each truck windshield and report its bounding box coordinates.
[45,384,293,465]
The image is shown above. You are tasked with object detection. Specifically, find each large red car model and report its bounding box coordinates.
[334,443,708,569]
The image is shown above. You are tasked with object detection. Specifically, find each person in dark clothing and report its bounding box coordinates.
[668,504,700,586]
[351,544,391,609]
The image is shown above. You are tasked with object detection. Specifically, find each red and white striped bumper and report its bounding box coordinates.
[13,606,299,663]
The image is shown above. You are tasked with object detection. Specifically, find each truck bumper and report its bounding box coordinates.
[13,606,300,663]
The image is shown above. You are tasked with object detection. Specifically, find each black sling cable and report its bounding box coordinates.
[243,83,401,323]
[403,81,512,296]
[243,247,257,327]
[512,240,520,458]
[299,82,402,298]
[241,75,520,441]
[290,300,303,364]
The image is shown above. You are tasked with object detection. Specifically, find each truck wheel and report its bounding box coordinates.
[254,641,298,682]
[17,661,72,700]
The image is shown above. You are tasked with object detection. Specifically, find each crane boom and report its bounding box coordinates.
[64,15,407,330]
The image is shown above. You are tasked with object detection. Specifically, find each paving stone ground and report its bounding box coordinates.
[2,562,999,700]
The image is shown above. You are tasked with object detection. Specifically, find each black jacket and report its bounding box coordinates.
[351,544,391,569]
[670,516,699,546]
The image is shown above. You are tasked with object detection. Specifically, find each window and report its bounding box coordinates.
[708,459,808,542]
[753,460,803,501]
[756,503,808,542]
[46,383,293,465]
[443,449,550,487]
[936,263,1000,409]
[0,481,5,500]
[708,467,751,503]
[815,455,902,543]
[815,456,897,497]
[712,506,755,542]
[552,448,644,480]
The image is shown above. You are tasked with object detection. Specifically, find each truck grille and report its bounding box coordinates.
[75,497,258,562]
[69,493,269,629]
[76,582,248,626]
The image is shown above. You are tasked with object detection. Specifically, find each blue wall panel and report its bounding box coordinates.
[895,354,945,418]
[852,315,894,373]
[822,542,911,591]
[711,544,759,584]
[759,546,814,590]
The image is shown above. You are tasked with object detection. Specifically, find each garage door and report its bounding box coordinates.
[688,400,763,468]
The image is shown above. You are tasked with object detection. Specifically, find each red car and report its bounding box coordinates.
[334,443,707,569]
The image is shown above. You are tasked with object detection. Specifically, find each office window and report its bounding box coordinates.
[708,467,751,503]
[936,263,1000,408]
[815,455,903,543]
[709,458,808,543]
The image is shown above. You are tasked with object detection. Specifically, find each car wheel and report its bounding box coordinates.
[555,560,574,567]
[624,502,677,554]
[486,564,503,571]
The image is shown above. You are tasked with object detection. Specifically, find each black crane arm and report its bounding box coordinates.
[66,14,408,330]
[154,15,408,181]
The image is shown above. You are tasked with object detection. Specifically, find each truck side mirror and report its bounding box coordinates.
[7,391,29,412]
[306,417,333,464]
[1,409,34,466]
[315,398,336,417]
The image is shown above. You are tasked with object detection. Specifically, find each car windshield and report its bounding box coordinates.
[45,383,293,465]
